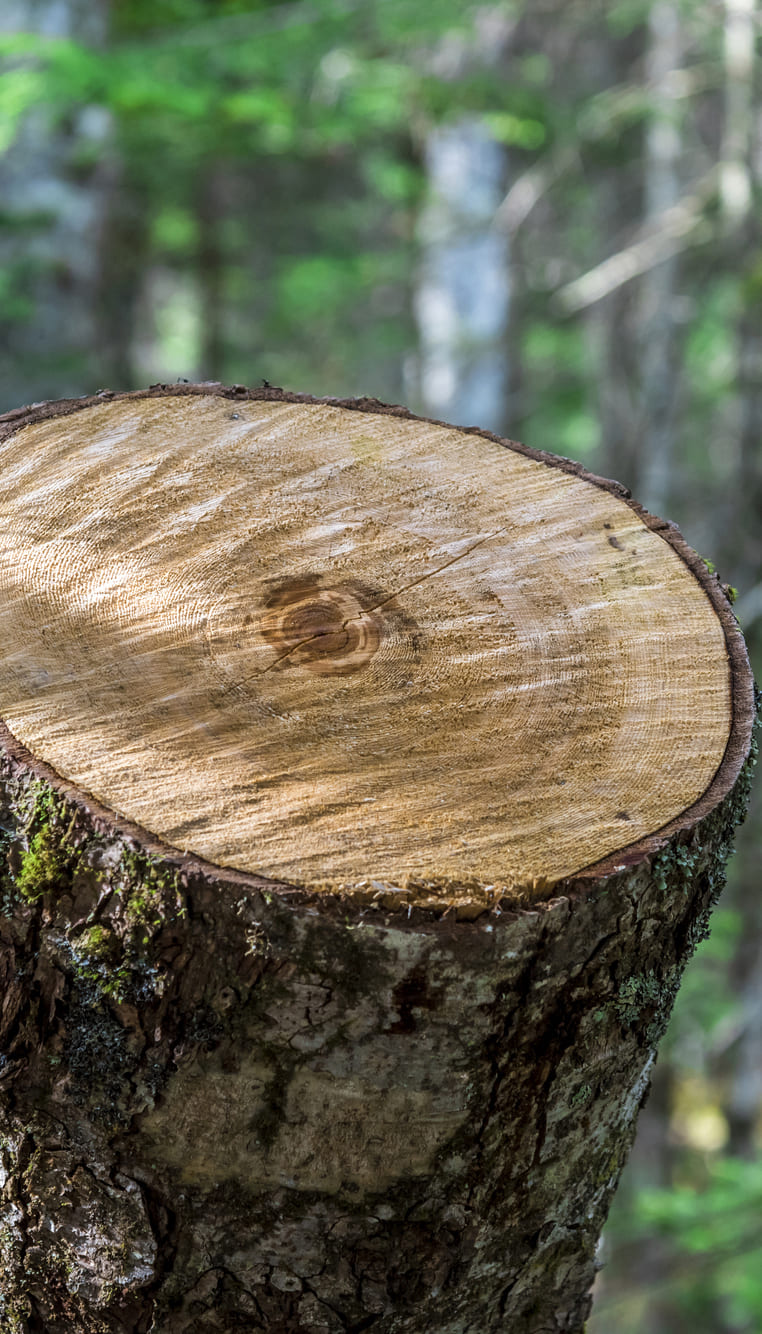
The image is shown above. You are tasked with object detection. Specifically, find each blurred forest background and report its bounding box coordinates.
[1,0,761,1329]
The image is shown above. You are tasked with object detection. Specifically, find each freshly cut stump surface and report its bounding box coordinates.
[0,387,742,902]
[0,384,755,1334]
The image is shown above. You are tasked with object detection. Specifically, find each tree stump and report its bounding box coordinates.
[0,384,755,1334]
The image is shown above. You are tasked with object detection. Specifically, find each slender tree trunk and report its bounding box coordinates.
[725,934,762,1158]
[719,0,755,227]
[590,284,640,489]
[0,0,111,410]
[412,9,514,435]
[637,0,683,516]
[94,160,151,391]
[586,23,647,493]
[715,1,762,1163]
[197,163,227,381]
[414,118,510,434]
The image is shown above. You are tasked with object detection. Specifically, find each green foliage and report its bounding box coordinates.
[604,0,653,37]
[663,908,744,1063]
[16,825,66,901]
[13,784,76,903]
[70,925,133,1002]
[520,322,600,458]
[152,205,199,255]
[638,1157,762,1252]
[600,1157,762,1332]
[683,278,742,482]
[483,110,547,150]
[1,1,500,166]
[115,848,183,945]
[2,1,514,397]
[0,63,46,152]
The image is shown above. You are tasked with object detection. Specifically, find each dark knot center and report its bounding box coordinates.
[260,576,383,676]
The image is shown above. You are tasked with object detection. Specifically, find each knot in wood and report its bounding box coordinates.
[260,577,382,676]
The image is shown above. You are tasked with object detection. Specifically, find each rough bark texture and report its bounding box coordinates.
[0,731,755,1333]
[0,385,756,1333]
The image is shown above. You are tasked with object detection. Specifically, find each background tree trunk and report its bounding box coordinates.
[637,0,683,516]
[414,118,510,433]
[0,0,112,407]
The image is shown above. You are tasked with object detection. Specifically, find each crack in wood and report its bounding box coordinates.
[257,526,506,675]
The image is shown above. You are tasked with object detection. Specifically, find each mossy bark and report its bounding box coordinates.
[0,730,756,1333]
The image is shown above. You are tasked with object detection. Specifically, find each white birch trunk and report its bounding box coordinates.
[414,118,510,434]
[637,0,683,516]
[720,0,756,225]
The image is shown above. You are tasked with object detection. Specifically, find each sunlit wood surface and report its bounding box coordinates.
[0,393,731,898]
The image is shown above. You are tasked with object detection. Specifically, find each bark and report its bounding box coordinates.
[0,385,756,1334]
[0,734,755,1334]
